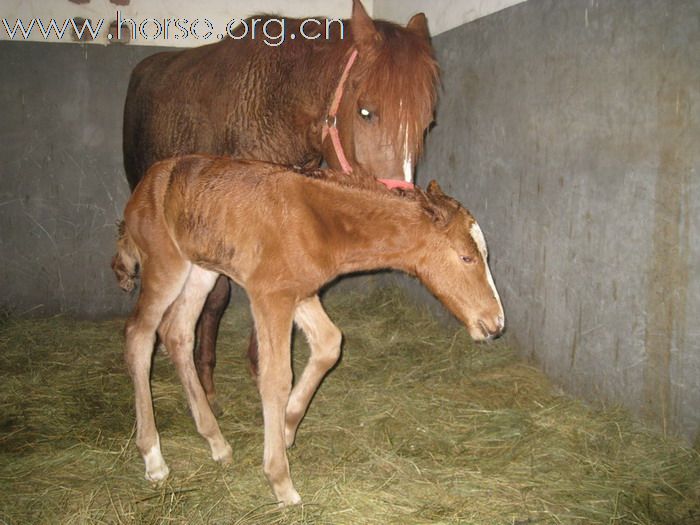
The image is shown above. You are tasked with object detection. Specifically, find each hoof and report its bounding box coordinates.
[277,490,302,507]
[145,462,170,482]
[143,443,169,482]
[212,442,233,465]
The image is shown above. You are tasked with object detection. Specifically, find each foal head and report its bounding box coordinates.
[413,182,505,341]
[324,1,439,182]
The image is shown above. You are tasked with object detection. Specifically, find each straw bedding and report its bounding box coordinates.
[1,287,698,524]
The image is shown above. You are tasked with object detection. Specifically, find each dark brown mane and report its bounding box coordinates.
[351,21,440,158]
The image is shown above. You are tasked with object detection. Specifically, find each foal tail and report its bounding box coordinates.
[111,220,141,292]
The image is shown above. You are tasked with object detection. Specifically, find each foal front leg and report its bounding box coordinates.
[251,295,300,506]
[285,295,342,447]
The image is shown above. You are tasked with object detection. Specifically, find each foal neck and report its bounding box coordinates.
[304,181,428,275]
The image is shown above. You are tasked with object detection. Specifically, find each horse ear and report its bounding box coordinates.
[406,13,430,40]
[351,0,380,48]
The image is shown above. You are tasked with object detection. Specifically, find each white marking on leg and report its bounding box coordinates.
[143,436,169,481]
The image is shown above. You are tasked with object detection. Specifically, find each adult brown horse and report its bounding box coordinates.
[112,155,504,505]
[122,0,439,413]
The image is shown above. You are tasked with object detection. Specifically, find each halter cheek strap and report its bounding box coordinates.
[322,48,414,191]
[322,48,358,174]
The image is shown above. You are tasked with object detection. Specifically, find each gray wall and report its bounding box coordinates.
[1,0,698,443]
[0,42,159,317]
[413,0,699,442]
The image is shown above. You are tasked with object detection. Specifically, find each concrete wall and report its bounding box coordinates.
[0,42,154,316]
[373,0,526,37]
[412,0,699,442]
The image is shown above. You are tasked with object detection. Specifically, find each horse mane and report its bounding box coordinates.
[352,21,440,159]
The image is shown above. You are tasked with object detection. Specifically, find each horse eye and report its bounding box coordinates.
[358,108,373,121]
[460,255,475,264]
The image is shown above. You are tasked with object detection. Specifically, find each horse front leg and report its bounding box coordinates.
[194,275,230,417]
[250,294,301,506]
[285,295,342,448]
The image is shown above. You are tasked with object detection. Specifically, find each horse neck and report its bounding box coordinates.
[305,183,428,275]
[298,38,355,108]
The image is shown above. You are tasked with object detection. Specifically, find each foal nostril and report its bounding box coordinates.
[477,320,490,339]
[478,317,504,340]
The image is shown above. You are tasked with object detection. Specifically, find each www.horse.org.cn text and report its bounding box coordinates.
[1,13,347,47]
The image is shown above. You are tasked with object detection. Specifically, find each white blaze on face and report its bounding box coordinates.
[399,100,413,183]
[470,221,504,317]
[403,126,413,182]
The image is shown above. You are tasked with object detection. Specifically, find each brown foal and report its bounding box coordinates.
[112,155,504,505]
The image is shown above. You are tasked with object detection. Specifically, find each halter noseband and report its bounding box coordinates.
[322,48,414,191]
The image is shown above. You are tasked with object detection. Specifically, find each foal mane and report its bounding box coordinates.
[352,21,440,159]
[296,166,385,191]
[295,166,462,227]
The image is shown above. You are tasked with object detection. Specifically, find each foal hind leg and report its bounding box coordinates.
[125,261,191,482]
[285,295,342,448]
[194,275,230,416]
[159,266,232,464]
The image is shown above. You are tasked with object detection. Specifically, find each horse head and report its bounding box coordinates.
[322,0,439,183]
[414,181,505,341]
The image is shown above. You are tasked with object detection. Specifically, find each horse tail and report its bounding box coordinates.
[111,220,140,292]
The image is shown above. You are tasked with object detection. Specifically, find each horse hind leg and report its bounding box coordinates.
[285,295,342,448]
[125,261,191,482]
[159,266,232,465]
[194,275,230,417]
[247,325,259,379]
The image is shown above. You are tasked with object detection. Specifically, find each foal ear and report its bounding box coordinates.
[417,186,452,227]
[406,13,430,41]
[351,0,380,48]
[427,179,446,197]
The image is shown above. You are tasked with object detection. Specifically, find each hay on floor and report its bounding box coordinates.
[0,287,698,524]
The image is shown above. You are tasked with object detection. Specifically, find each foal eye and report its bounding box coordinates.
[358,108,373,121]
[460,255,475,264]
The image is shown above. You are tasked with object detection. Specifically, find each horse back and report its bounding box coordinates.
[123,30,332,191]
